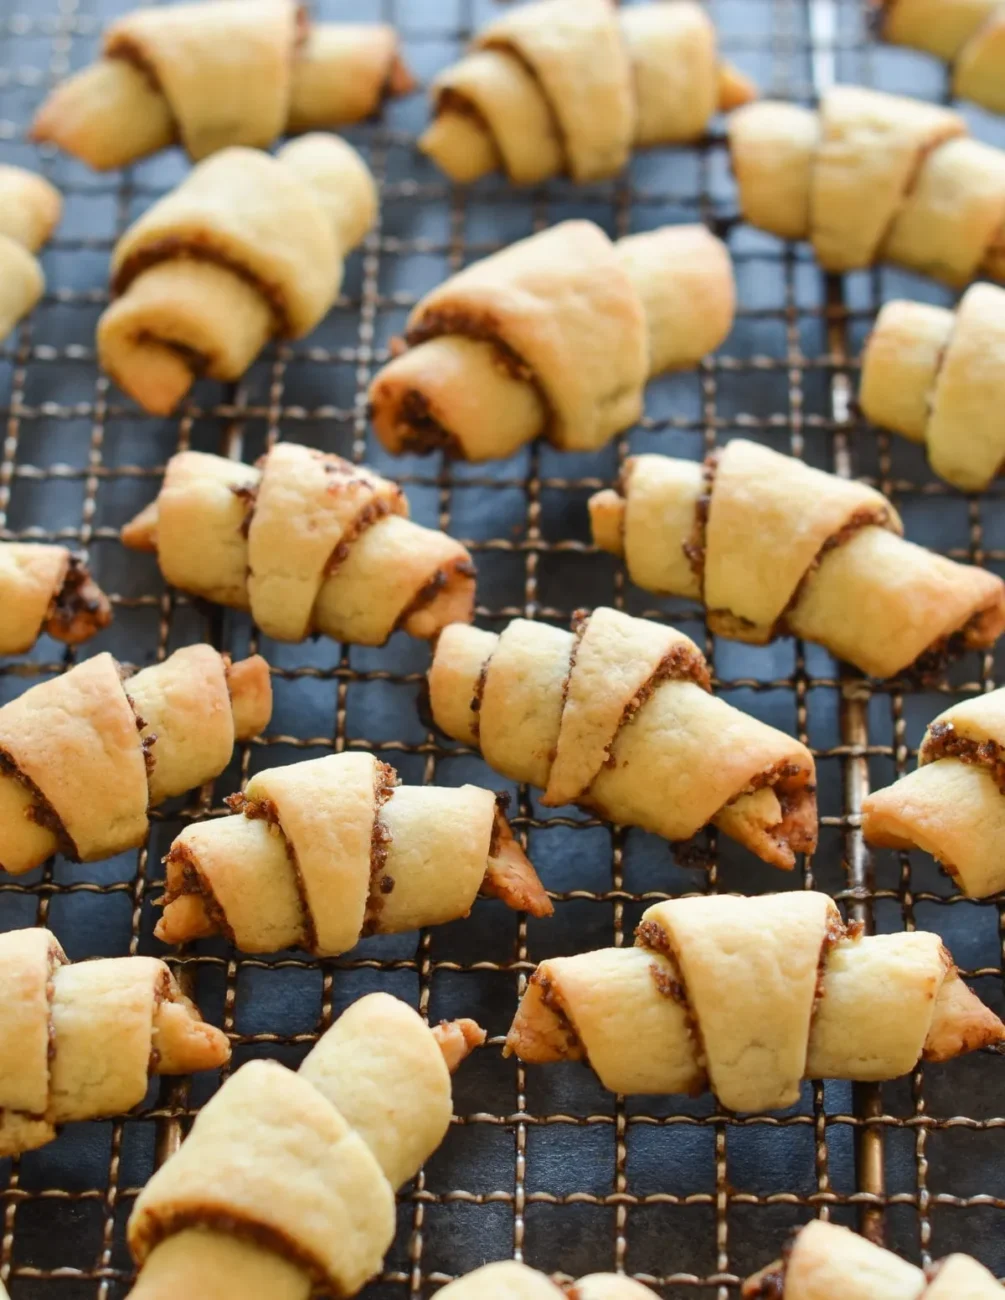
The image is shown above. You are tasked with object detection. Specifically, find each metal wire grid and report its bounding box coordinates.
[1,0,1004,1296]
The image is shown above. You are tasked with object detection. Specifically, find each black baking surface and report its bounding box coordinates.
[1,0,1004,1294]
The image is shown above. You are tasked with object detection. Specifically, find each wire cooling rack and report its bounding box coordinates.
[1,0,1004,1295]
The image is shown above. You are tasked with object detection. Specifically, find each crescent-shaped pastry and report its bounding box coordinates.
[0,542,112,655]
[419,0,755,185]
[126,993,484,1300]
[0,644,271,876]
[744,1220,1003,1298]
[156,750,552,952]
[30,0,413,170]
[589,439,1005,678]
[506,892,1005,1110]
[0,165,61,340]
[859,284,1005,492]
[369,220,735,461]
[879,0,1005,116]
[728,86,1005,286]
[428,605,817,870]
[0,927,229,1156]
[862,686,1005,897]
[120,445,476,646]
[436,1261,659,1299]
[97,134,377,414]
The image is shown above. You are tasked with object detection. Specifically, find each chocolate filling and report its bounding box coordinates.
[131,1209,343,1296]
[564,610,713,789]
[469,653,492,740]
[361,761,397,935]
[0,746,77,864]
[683,454,717,591]
[136,330,209,376]
[388,388,465,458]
[227,792,316,950]
[488,792,512,857]
[44,556,112,645]
[404,307,553,445]
[162,840,237,946]
[911,607,994,682]
[921,721,1005,793]
[230,483,258,540]
[394,558,477,633]
[772,506,894,638]
[532,970,587,1062]
[479,37,568,170]
[147,966,172,1075]
[744,1233,797,1300]
[325,494,400,576]
[636,919,707,1093]
[112,239,291,336]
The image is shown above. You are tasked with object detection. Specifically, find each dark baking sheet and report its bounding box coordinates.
[1,0,1004,1294]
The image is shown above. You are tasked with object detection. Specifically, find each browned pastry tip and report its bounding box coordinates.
[226,654,272,741]
[432,1018,488,1072]
[0,544,113,656]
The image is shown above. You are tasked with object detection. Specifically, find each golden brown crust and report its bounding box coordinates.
[860,284,1005,491]
[419,0,756,186]
[589,441,1005,678]
[369,221,734,463]
[0,545,112,656]
[429,607,817,869]
[31,4,414,169]
[121,447,476,647]
[506,895,1003,1104]
[729,87,1005,286]
[0,928,228,1157]
[127,994,478,1297]
[156,753,550,954]
[0,646,271,877]
[98,139,376,413]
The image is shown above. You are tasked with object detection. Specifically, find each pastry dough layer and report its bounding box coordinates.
[0,165,62,339]
[589,439,1005,677]
[505,894,1004,1107]
[31,0,413,169]
[369,221,734,461]
[120,446,476,646]
[436,1261,659,1299]
[99,137,376,413]
[157,751,551,953]
[429,606,817,870]
[861,284,1005,491]
[0,542,111,655]
[729,88,1005,286]
[882,0,1005,115]
[742,1220,1003,1299]
[863,684,1005,896]
[419,0,755,185]
[0,927,228,1156]
[0,646,271,875]
[127,993,480,1300]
